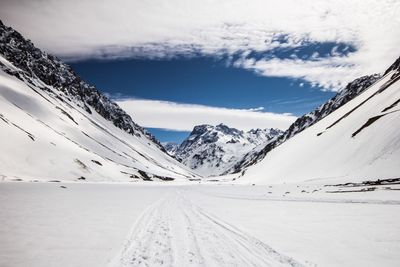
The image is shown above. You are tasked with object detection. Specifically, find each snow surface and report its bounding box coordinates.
[239,70,400,184]
[0,182,170,267]
[1,182,399,267]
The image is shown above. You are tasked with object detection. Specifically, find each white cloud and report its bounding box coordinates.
[116,99,296,131]
[1,0,399,90]
[234,56,364,90]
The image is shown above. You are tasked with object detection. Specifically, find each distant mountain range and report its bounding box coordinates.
[162,68,391,178]
[163,124,282,176]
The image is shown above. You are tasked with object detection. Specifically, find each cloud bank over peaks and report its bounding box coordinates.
[1,0,399,90]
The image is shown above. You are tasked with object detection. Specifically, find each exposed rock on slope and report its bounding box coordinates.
[163,142,179,157]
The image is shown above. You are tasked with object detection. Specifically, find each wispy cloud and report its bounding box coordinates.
[233,55,362,90]
[116,98,296,131]
[263,96,332,115]
[1,0,399,90]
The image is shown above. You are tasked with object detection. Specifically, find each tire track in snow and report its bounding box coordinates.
[109,190,303,267]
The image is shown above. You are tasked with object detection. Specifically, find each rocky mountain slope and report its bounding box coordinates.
[167,124,282,177]
[0,20,198,182]
[163,142,179,157]
[239,56,400,184]
[227,73,382,174]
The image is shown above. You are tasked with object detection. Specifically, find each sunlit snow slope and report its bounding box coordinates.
[0,22,198,182]
[241,60,400,184]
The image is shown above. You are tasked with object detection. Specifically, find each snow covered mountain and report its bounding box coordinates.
[171,124,282,177]
[239,56,400,184]
[228,73,382,174]
[163,142,179,157]
[0,20,198,182]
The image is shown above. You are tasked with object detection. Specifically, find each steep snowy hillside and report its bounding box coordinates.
[229,73,382,174]
[0,21,198,182]
[173,124,282,176]
[240,56,400,184]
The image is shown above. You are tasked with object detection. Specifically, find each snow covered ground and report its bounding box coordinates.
[1,182,399,267]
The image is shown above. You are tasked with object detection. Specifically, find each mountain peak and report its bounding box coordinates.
[191,124,213,135]
[173,124,283,176]
[215,123,243,136]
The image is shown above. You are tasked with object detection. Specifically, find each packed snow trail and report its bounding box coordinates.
[110,190,302,267]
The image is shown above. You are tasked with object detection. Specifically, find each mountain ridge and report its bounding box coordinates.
[227,72,383,174]
[0,20,197,182]
[239,55,400,183]
[0,20,166,153]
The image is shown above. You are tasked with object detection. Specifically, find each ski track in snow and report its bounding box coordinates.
[109,190,303,267]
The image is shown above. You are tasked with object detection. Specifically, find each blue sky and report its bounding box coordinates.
[70,56,336,114]
[70,55,335,143]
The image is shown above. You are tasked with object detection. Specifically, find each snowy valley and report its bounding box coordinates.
[0,19,400,267]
